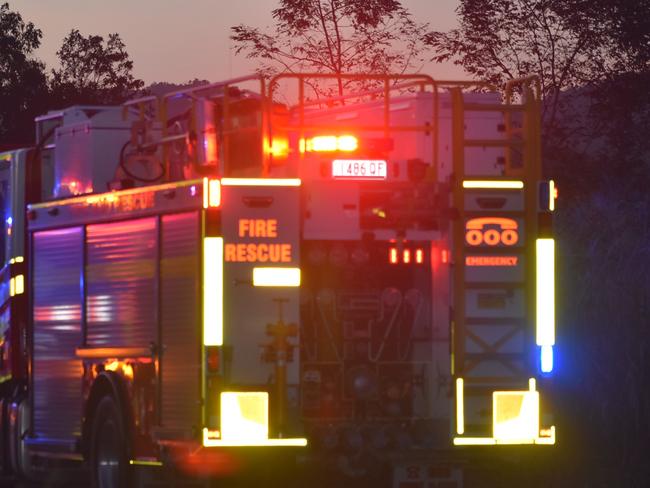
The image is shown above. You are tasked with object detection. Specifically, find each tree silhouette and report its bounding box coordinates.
[231,0,428,97]
[425,0,619,131]
[0,2,47,144]
[50,29,144,107]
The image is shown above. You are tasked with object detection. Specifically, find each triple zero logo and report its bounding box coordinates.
[465,217,519,246]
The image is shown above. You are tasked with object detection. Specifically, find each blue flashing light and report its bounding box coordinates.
[6,217,12,226]
[541,345,554,373]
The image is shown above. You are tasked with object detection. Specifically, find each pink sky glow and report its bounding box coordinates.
[15,0,464,84]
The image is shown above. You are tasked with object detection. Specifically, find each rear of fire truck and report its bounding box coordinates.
[268,73,557,487]
[0,71,557,488]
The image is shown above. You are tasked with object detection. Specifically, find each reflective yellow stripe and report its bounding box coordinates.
[536,239,555,345]
[203,237,224,346]
[221,178,301,187]
[462,180,524,189]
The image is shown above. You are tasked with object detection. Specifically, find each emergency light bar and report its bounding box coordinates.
[301,135,358,153]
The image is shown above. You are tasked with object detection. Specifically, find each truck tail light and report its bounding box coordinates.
[206,346,220,372]
[388,247,425,265]
[269,137,289,158]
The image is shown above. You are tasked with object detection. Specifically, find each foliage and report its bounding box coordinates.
[146,78,210,98]
[231,0,428,97]
[563,0,650,73]
[557,190,650,486]
[0,2,47,144]
[50,29,144,107]
[425,0,621,131]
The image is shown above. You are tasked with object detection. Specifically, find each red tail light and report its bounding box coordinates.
[206,346,220,372]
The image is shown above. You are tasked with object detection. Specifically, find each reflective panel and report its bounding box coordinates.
[492,390,539,443]
[456,378,464,435]
[462,180,524,189]
[202,391,308,447]
[221,178,301,187]
[203,237,224,346]
[221,392,268,443]
[252,267,301,287]
[549,180,556,211]
[15,274,24,295]
[536,239,555,346]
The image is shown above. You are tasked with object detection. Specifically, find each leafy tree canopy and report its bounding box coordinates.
[50,29,144,106]
[231,0,428,97]
[0,2,47,143]
[425,0,649,119]
[425,0,621,128]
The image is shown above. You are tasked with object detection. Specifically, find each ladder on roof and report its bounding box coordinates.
[450,76,543,436]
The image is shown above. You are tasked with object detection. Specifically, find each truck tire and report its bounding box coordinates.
[0,398,7,475]
[90,395,131,488]
[9,396,33,480]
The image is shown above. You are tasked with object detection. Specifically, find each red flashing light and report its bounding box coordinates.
[389,247,427,265]
[441,249,449,264]
[270,137,289,158]
[302,135,359,153]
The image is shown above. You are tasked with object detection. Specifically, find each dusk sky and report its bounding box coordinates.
[16,0,464,84]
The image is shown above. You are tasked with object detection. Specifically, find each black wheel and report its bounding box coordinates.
[10,397,33,481]
[90,395,131,488]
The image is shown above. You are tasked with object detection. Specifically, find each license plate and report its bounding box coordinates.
[331,159,387,179]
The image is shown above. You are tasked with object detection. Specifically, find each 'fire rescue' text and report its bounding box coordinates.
[224,219,293,263]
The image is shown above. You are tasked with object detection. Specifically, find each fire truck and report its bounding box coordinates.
[0,72,556,487]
